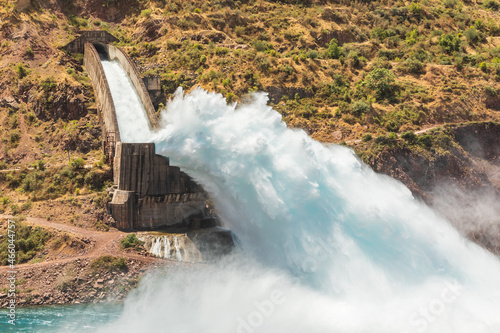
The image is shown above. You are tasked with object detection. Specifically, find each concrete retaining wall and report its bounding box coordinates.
[113,143,196,196]
[83,43,120,162]
[109,191,206,230]
[66,31,119,54]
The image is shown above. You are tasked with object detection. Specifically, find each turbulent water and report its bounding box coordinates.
[95,88,500,332]
[0,304,122,332]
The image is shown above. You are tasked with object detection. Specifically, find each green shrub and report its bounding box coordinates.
[408,2,422,16]
[484,85,498,96]
[84,169,110,190]
[402,58,425,74]
[71,158,85,170]
[90,255,127,272]
[253,40,269,52]
[417,134,433,148]
[120,234,144,250]
[255,55,270,71]
[35,160,45,171]
[324,38,342,59]
[15,63,28,79]
[350,101,370,116]
[442,0,458,8]
[21,201,32,211]
[9,131,21,144]
[306,49,319,59]
[347,51,367,68]
[0,223,51,265]
[483,0,499,10]
[406,29,418,45]
[364,68,397,98]
[362,134,373,142]
[40,76,56,92]
[374,135,390,145]
[464,27,480,44]
[401,131,417,142]
[438,34,461,54]
[141,9,152,17]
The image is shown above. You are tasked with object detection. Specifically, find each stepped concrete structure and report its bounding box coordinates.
[76,33,212,231]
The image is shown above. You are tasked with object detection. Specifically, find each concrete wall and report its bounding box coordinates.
[109,191,206,230]
[66,31,119,54]
[113,143,196,196]
[136,193,206,229]
[107,45,159,129]
[83,43,121,162]
[108,190,137,230]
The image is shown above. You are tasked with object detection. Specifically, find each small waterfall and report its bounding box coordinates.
[137,233,202,262]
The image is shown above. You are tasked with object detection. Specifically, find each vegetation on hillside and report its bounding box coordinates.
[0,0,499,232]
[0,222,52,265]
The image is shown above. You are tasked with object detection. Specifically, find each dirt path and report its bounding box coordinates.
[345,123,457,145]
[0,214,157,272]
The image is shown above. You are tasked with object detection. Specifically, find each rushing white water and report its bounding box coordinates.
[136,233,202,262]
[100,57,152,142]
[97,86,500,332]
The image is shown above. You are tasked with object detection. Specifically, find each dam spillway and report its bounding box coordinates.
[100,57,151,143]
[81,36,213,232]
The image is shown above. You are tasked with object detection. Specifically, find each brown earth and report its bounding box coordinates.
[0,214,168,307]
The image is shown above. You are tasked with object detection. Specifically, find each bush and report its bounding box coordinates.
[90,255,127,272]
[442,0,458,8]
[40,76,56,92]
[362,134,373,142]
[120,234,144,250]
[350,101,370,116]
[484,85,498,96]
[374,135,390,145]
[364,68,397,98]
[406,29,418,45]
[324,38,342,59]
[483,0,499,10]
[84,169,109,190]
[464,27,480,45]
[253,40,269,52]
[408,2,422,16]
[0,223,51,265]
[15,63,28,79]
[306,49,319,59]
[9,131,21,144]
[401,131,417,142]
[71,158,85,170]
[417,134,433,148]
[402,58,425,74]
[439,34,461,54]
[141,9,152,17]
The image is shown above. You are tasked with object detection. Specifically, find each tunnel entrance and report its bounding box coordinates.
[94,43,109,59]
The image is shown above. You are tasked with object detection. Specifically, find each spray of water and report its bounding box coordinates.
[97,87,500,332]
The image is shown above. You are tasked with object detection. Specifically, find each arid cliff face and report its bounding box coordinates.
[364,122,500,254]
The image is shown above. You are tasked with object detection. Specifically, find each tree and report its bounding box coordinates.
[325,38,342,59]
[363,68,396,98]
